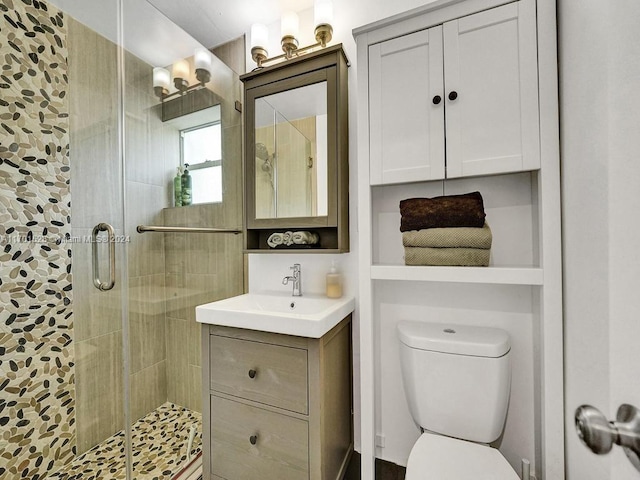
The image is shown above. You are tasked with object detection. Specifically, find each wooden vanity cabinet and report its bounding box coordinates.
[201,316,353,480]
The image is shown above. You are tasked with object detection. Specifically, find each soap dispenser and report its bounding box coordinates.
[174,167,183,207]
[326,261,343,298]
[181,163,192,206]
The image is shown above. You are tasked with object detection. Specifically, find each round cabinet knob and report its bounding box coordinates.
[249,435,258,445]
[448,91,458,101]
[248,369,257,379]
[432,95,442,105]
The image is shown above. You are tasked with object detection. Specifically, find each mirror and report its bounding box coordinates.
[254,82,328,219]
[242,45,349,252]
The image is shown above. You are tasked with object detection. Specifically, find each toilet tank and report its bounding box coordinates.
[397,321,511,444]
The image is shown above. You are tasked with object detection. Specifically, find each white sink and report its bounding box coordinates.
[196,291,355,338]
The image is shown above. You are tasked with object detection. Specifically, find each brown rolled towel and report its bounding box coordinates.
[399,191,486,232]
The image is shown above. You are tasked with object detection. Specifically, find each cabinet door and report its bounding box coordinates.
[443,0,539,178]
[369,27,445,185]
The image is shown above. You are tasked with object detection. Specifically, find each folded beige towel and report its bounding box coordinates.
[404,247,490,266]
[403,222,492,249]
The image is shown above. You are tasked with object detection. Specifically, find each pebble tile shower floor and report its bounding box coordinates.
[48,403,202,480]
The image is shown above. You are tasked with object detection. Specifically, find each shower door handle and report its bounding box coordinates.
[92,222,116,291]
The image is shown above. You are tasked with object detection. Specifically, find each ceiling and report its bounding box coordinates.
[49,0,436,69]
[146,0,316,50]
[48,0,316,67]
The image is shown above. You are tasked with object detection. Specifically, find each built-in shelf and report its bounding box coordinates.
[370,265,544,285]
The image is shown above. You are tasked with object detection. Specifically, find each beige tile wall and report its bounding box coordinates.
[162,36,245,412]
[68,18,173,451]
[123,46,171,423]
[68,17,126,455]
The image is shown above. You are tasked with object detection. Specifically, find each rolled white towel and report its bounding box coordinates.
[292,231,320,245]
[282,231,294,246]
[267,232,284,248]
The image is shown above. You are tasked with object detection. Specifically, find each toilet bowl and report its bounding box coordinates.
[397,320,519,479]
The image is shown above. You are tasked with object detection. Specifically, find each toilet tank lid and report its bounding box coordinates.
[397,321,510,358]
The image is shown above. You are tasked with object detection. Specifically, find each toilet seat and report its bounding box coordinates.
[405,432,520,479]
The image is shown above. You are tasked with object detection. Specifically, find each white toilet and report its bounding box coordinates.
[397,320,520,479]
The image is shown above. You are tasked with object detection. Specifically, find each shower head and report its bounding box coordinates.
[256,142,270,161]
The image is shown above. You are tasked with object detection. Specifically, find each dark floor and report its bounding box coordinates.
[344,452,406,480]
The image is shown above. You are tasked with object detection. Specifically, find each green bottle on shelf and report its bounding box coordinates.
[174,166,183,207]
[181,163,192,206]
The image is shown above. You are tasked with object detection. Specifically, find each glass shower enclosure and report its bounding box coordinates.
[0,0,244,478]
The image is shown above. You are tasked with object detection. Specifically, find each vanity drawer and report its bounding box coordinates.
[210,395,309,480]
[209,334,308,414]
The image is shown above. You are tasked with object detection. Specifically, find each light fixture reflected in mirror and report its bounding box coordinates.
[250,0,334,69]
[194,47,212,83]
[153,48,213,101]
[172,59,190,92]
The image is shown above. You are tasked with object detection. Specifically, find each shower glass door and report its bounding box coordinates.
[121,1,244,479]
[1,1,243,478]
[0,0,129,478]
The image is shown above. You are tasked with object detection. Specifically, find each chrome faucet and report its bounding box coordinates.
[282,263,302,296]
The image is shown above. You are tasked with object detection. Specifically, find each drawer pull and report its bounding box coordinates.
[248,369,257,379]
[249,434,258,445]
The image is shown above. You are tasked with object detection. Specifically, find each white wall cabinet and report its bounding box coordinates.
[355,0,563,478]
[369,0,540,185]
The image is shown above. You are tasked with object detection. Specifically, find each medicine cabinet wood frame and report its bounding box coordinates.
[241,45,349,253]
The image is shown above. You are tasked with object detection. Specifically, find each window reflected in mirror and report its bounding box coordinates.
[254,81,328,219]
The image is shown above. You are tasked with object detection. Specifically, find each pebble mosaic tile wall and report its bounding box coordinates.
[0,1,75,479]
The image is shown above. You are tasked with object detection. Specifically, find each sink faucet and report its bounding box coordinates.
[282,263,302,296]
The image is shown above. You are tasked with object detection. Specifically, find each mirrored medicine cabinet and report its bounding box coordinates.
[241,44,349,253]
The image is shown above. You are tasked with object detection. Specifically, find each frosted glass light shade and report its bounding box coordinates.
[153,67,170,89]
[281,12,299,38]
[172,59,190,81]
[314,0,333,27]
[251,23,269,49]
[194,48,212,71]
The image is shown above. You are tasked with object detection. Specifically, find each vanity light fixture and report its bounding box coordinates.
[250,0,334,69]
[153,47,213,100]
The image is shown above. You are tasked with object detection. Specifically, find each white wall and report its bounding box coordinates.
[560,0,640,478]
[245,0,540,471]
[245,0,442,456]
